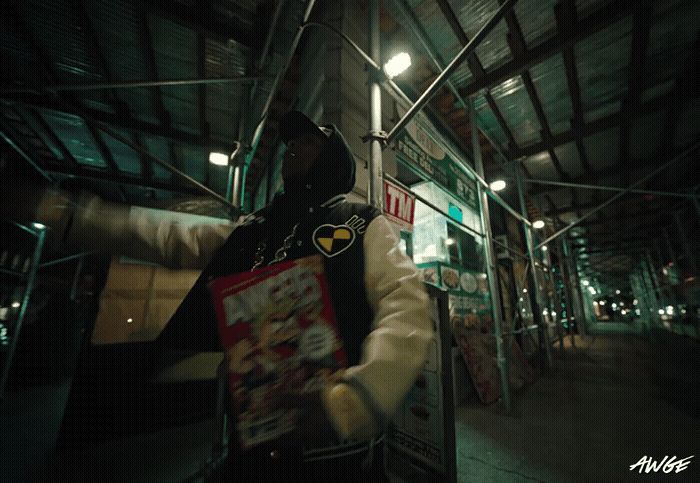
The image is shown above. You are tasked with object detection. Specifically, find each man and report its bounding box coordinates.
[7,111,432,479]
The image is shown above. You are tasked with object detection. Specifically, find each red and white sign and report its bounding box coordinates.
[384,179,416,231]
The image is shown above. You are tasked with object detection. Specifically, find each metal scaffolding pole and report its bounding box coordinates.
[470,98,511,411]
[553,239,568,351]
[662,228,678,267]
[0,226,46,399]
[652,239,671,307]
[69,255,85,302]
[390,0,513,167]
[519,178,697,199]
[367,0,384,210]
[87,117,238,212]
[302,17,528,225]
[230,118,247,208]
[0,75,270,94]
[557,235,577,346]
[240,0,317,208]
[563,235,587,338]
[513,163,553,368]
[643,252,661,327]
[235,0,285,207]
[228,164,243,207]
[385,0,518,145]
[0,126,53,182]
[632,264,652,333]
[674,211,697,275]
[535,140,700,250]
[647,251,663,299]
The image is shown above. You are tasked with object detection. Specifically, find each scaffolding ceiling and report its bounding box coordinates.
[0,0,698,281]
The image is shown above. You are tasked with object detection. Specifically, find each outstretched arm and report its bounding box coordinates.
[36,189,235,269]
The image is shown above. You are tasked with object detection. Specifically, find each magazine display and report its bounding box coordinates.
[209,255,346,449]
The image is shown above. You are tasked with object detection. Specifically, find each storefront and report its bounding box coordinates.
[387,115,534,405]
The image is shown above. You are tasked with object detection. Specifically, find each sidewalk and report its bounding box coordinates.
[454,332,699,482]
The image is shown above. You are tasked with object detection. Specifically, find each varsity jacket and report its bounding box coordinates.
[39,124,432,451]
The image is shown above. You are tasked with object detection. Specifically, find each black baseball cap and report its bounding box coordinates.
[279,110,332,144]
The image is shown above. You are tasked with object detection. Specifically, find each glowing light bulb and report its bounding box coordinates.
[384,52,411,78]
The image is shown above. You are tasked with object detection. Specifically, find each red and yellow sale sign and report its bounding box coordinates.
[384,179,416,231]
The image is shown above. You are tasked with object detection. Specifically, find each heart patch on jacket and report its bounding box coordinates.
[312,224,355,257]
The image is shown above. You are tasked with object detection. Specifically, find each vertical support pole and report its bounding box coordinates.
[653,238,665,267]
[229,165,243,208]
[565,236,587,338]
[662,228,677,267]
[652,238,674,308]
[70,255,85,302]
[233,91,250,210]
[0,226,46,399]
[470,99,511,411]
[513,163,553,368]
[674,211,697,275]
[226,165,234,204]
[662,228,679,310]
[552,233,566,351]
[630,270,647,333]
[556,236,576,348]
[644,251,661,327]
[367,0,384,210]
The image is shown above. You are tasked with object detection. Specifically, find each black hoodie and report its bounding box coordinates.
[265,124,356,257]
[157,124,380,366]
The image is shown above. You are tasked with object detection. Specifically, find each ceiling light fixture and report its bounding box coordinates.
[209,152,229,166]
[489,180,506,192]
[384,52,411,79]
[532,220,545,229]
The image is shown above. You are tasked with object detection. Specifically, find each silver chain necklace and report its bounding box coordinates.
[250,222,300,271]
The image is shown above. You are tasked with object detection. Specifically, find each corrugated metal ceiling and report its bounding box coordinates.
[0,0,698,276]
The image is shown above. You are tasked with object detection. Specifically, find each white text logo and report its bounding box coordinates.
[629,455,693,474]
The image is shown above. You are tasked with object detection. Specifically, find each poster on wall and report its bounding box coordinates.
[417,261,534,404]
[393,119,478,210]
[417,261,492,331]
[454,331,534,404]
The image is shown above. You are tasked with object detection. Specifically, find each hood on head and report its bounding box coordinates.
[304,124,356,201]
[278,111,356,205]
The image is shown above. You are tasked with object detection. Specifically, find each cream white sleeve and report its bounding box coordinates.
[63,194,235,269]
[342,215,432,425]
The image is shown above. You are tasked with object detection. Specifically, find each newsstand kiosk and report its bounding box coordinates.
[384,283,457,482]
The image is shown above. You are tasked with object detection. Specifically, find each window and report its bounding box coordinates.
[399,231,413,260]
[446,222,479,270]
